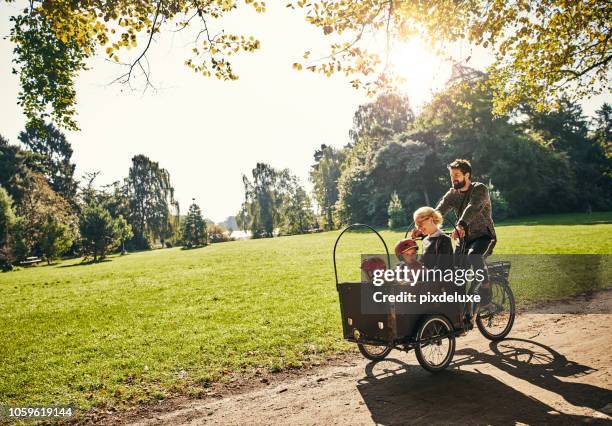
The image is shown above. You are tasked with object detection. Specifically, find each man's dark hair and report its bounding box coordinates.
[448,159,472,176]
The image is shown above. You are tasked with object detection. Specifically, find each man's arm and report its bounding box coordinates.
[458,184,489,227]
[435,188,455,216]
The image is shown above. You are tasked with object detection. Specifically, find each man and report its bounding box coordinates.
[435,159,496,305]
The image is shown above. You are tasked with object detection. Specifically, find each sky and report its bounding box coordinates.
[1,2,609,222]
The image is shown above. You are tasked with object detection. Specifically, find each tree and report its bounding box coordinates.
[241,163,280,238]
[309,144,346,230]
[290,0,611,114]
[8,1,265,129]
[39,215,73,264]
[181,203,206,248]
[592,103,612,157]
[521,98,612,211]
[11,172,78,261]
[126,155,176,249]
[278,176,315,235]
[387,191,407,230]
[334,93,415,225]
[0,186,16,271]
[115,215,133,255]
[79,205,119,261]
[18,123,77,203]
[0,135,46,206]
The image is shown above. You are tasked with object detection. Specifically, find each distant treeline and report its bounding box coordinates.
[306,68,611,230]
[0,126,232,270]
[234,69,611,237]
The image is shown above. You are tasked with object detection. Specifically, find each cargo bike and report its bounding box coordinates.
[333,224,515,372]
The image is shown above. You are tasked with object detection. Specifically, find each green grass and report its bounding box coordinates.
[0,212,611,415]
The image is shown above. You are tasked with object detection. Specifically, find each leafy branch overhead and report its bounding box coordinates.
[8,0,265,130]
[288,0,611,114]
[6,0,611,130]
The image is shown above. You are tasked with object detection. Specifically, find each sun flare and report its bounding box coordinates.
[388,38,452,108]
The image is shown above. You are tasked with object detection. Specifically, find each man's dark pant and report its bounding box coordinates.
[455,236,495,284]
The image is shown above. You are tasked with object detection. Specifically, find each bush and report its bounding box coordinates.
[208,224,231,243]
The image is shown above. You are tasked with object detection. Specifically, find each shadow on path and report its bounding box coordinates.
[357,338,611,425]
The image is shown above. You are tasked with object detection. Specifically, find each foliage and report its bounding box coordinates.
[39,214,73,264]
[182,203,207,248]
[207,223,231,243]
[289,0,611,114]
[0,186,16,271]
[115,215,133,254]
[9,10,90,130]
[8,0,265,129]
[0,135,46,206]
[309,144,346,230]
[334,93,416,225]
[79,205,120,261]
[592,103,611,157]
[489,185,509,222]
[278,176,316,236]
[521,99,612,211]
[241,163,314,238]
[387,191,407,230]
[126,155,176,249]
[11,172,78,261]
[18,122,77,203]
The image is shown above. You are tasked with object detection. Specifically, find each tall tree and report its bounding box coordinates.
[181,203,207,248]
[126,155,176,248]
[18,122,77,203]
[241,163,280,238]
[278,175,315,235]
[335,93,415,225]
[309,144,346,230]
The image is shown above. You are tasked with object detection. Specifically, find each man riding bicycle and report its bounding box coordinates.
[435,159,496,305]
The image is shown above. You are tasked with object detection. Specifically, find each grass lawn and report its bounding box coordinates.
[1,212,611,414]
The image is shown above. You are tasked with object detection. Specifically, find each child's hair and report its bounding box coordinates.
[413,206,443,225]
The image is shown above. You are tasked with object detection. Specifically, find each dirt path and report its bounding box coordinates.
[120,291,612,425]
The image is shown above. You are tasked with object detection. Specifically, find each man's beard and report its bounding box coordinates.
[453,179,465,190]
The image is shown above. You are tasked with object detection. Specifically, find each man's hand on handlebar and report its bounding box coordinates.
[452,224,465,240]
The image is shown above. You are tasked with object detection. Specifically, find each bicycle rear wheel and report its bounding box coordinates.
[476,280,515,341]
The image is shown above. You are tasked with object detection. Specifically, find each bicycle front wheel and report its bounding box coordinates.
[476,280,515,341]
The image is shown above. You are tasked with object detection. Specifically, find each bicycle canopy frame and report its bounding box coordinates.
[333,223,391,286]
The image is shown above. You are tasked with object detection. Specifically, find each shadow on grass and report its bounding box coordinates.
[180,245,208,251]
[59,258,113,268]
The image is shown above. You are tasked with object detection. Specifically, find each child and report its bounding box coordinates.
[394,239,424,284]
